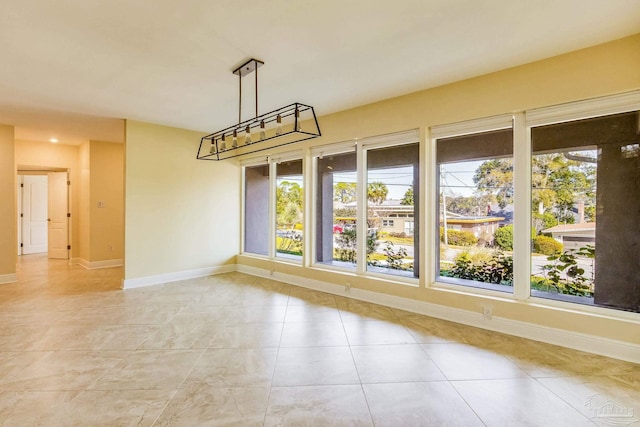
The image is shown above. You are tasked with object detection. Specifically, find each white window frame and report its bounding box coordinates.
[426,92,640,319]
[310,131,420,285]
[310,140,358,273]
[240,151,304,263]
[430,114,516,298]
[524,91,640,317]
[360,131,420,283]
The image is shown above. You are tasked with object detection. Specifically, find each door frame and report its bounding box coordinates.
[16,167,70,260]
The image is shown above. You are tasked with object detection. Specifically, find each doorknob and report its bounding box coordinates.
[48,218,51,221]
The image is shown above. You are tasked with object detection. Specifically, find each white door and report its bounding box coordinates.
[21,175,49,254]
[48,172,69,259]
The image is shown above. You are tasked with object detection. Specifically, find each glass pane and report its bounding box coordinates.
[531,111,640,312]
[436,129,514,292]
[244,164,269,255]
[366,143,419,278]
[316,151,357,270]
[276,160,303,260]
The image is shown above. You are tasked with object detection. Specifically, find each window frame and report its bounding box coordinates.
[430,114,517,297]
[525,91,640,313]
[310,131,420,285]
[427,92,640,319]
[360,131,420,282]
[240,150,304,264]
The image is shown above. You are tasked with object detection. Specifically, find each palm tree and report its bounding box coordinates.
[367,182,388,205]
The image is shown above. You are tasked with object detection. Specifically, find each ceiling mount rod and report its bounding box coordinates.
[233,58,263,124]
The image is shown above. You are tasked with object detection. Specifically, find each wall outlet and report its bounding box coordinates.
[97,201,105,208]
[345,282,351,293]
[482,306,492,320]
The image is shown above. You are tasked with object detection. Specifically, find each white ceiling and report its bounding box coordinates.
[1,0,639,145]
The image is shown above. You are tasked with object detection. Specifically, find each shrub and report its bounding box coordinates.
[536,245,595,297]
[447,251,513,286]
[533,235,563,255]
[440,227,478,246]
[494,225,513,250]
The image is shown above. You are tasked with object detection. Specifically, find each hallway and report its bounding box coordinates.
[0,256,638,426]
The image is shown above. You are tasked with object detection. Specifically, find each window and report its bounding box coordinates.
[316,151,357,270]
[366,142,419,278]
[244,164,270,256]
[276,159,303,260]
[530,110,640,312]
[436,126,514,292]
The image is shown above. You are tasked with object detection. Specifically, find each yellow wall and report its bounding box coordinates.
[0,125,16,279]
[237,34,640,345]
[89,140,124,261]
[15,140,81,259]
[78,141,91,260]
[124,121,240,280]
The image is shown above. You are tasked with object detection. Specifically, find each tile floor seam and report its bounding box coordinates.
[149,347,208,426]
[262,297,289,426]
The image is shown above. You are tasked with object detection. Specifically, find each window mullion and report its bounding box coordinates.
[268,161,277,259]
[513,112,530,301]
[356,143,367,274]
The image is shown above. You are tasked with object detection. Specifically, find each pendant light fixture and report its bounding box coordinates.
[197,58,321,161]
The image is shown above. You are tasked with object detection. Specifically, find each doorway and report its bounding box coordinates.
[17,169,70,260]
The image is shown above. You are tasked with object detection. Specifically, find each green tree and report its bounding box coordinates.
[473,159,513,208]
[276,181,302,227]
[367,182,388,205]
[474,154,596,226]
[333,182,356,203]
[400,186,414,205]
[446,194,493,216]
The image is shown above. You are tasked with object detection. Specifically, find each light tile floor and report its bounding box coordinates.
[0,254,638,426]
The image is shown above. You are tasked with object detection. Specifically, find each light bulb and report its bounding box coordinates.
[259,120,266,140]
[209,139,217,154]
[232,130,238,148]
[295,108,302,132]
[275,115,283,135]
[244,125,252,144]
[220,135,227,151]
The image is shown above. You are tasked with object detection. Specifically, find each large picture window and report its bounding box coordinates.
[530,110,640,312]
[276,159,303,260]
[244,163,270,256]
[315,151,357,270]
[436,127,514,292]
[366,142,419,278]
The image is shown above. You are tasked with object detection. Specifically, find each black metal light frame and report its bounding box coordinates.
[197,59,321,161]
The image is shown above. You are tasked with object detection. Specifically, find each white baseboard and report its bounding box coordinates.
[236,264,640,364]
[122,264,236,290]
[0,273,17,285]
[71,258,123,270]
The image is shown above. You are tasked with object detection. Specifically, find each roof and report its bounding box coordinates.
[444,216,505,224]
[543,222,596,233]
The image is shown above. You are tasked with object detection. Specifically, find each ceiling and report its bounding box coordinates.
[1,0,639,146]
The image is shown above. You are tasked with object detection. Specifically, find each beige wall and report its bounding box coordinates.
[15,140,81,259]
[0,125,16,279]
[237,34,640,345]
[89,140,124,261]
[78,141,91,260]
[124,121,239,280]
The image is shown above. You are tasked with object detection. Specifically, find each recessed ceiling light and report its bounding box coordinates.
[49,138,58,143]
